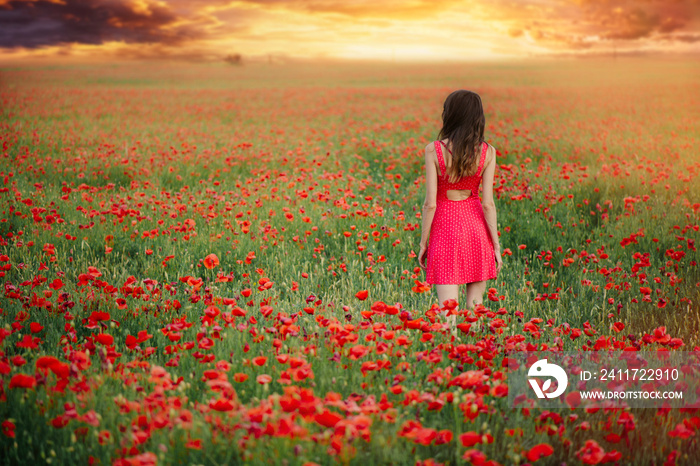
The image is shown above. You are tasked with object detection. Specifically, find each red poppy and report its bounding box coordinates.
[95,333,114,345]
[29,322,44,333]
[411,280,430,293]
[209,398,235,412]
[527,443,554,462]
[460,431,482,447]
[1,420,15,438]
[355,290,368,300]
[315,410,343,428]
[89,311,111,322]
[48,278,64,290]
[576,440,606,465]
[435,429,453,445]
[186,439,203,450]
[10,374,36,388]
[668,423,695,439]
[16,334,39,349]
[97,431,111,445]
[203,253,220,269]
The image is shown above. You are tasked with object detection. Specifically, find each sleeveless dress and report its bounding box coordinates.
[425,140,498,285]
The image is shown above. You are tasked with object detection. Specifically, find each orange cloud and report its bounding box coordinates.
[233,0,460,20]
[481,0,700,48]
[578,0,695,40]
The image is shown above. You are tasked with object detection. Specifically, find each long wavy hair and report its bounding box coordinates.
[436,90,486,184]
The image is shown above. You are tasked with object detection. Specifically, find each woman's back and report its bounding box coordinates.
[434,139,488,202]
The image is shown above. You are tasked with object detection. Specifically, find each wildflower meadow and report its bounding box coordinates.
[0,59,699,465]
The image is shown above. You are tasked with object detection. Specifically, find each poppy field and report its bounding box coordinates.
[0,59,699,465]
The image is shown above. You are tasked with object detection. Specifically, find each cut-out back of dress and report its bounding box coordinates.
[435,140,488,202]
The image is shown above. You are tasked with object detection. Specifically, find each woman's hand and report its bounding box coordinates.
[494,248,503,275]
[418,243,428,271]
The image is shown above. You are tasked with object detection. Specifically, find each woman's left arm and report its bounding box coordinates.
[420,144,438,248]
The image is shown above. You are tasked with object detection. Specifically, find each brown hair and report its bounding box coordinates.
[437,90,485,184]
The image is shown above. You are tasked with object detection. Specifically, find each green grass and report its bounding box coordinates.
[0,58,698,465]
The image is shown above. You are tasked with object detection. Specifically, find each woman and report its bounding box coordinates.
[418,90,503,328]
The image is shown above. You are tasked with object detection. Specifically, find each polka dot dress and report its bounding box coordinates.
[425,140,498,285]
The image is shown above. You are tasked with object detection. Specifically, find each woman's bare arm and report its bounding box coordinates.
[480,145,500,253]
[419,143,438,247]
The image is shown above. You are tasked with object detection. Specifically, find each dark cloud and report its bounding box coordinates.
[0,0,200,48]
[661,32,700,42]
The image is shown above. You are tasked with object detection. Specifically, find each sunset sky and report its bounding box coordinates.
[1,0,699,62]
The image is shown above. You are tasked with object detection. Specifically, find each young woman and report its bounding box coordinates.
[418,90,503,328]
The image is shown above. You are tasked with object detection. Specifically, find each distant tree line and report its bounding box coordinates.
[224,53,242,65]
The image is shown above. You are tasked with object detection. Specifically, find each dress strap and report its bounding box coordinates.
[476,142,488,178]
[438,140,453,155]
[434,141,447,178]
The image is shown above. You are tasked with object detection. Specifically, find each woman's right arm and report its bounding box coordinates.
[481,145,501,258]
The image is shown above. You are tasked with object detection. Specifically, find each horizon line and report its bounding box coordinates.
[2,50,699,67]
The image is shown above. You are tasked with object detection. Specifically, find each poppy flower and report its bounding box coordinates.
[355,290,368,300]
[527,443,554,462]
[48,279,64,290]
[9,374,36,389]
[30,322,44,333]
[575,440,606,465]
[315,410,343,428]
[460,431,482,447]
[1,420,15,438]
[16,335,39,349]
[186,439,203,449]
[203,253,220,269]
[668,423,695,439]
[209,398,235,412]
[95,333,114,345]
[411,280,430,293]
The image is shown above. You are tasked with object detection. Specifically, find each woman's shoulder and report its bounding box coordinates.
[484,141,497,163]
[424,141,443,163]
[423,142,440,173]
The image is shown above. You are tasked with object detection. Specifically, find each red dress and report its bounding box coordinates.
[425,140,498,285]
